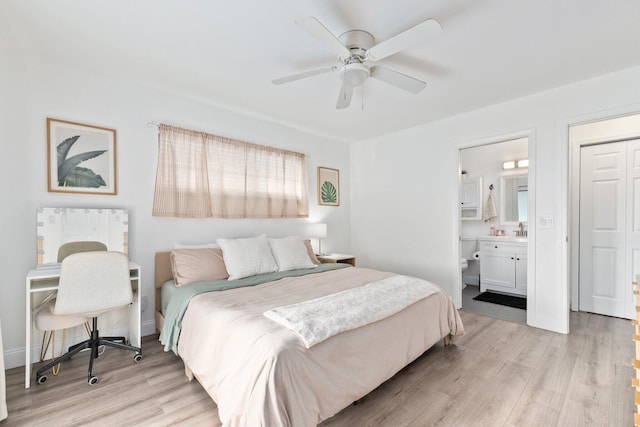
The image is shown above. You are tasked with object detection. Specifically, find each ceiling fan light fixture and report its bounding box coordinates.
[340,63,370,86]
[275,17,443,109]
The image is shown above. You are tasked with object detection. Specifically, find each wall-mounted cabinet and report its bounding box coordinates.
[460,177,483,220]
[479,238,527,296]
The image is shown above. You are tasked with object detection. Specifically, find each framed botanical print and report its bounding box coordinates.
[47,118,117,195]
[318,166,339,206]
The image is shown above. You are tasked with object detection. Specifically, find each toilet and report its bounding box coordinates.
[460,236,478,286]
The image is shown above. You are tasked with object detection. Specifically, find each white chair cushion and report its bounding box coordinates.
[35,300,89,331]
[54,252,133,317]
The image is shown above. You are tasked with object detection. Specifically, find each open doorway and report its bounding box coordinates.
[459,137,529,324]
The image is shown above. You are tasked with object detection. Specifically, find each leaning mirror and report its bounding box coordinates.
[36,207,128,265]
[500,174,528,225]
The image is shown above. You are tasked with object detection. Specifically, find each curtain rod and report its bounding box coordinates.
[147,121,160,128]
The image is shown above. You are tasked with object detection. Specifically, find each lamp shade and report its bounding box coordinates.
[341,63,370,86]
[310,223,327,239]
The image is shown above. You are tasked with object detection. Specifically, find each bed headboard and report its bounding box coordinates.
[155,252,172,331]
[155,251,172,289]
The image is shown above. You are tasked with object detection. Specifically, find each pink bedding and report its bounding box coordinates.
[177,266,464,426]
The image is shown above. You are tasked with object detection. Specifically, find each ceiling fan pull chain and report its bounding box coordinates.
[361,84,364,111]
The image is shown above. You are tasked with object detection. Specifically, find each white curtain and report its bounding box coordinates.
[153,124,309,219]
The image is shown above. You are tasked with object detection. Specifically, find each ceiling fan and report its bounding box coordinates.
[272,17,442,109]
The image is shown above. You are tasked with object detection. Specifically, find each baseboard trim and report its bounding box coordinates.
[4,346,25,371]
[462,274,479,286]
[141,319,156,337]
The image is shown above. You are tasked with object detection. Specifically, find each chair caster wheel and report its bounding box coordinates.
[134,353,142,363]
[36,375,47,385]
[88,376,99,385]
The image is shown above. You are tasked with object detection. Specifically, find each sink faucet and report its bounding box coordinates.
[518,222,526,237]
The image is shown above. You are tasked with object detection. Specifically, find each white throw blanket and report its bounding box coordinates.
[264,275,439,348]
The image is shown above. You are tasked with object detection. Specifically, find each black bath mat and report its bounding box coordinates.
[473,291,526,310]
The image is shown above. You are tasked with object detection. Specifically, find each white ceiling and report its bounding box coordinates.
[3,0,640,143]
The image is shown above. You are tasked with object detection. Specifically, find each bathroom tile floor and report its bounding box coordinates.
[461,284,526,325]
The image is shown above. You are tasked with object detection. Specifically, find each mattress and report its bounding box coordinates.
[160,279,178,317]
[166,265,464,426]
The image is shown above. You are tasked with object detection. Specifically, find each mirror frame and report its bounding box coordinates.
[36,207,128,265]
[499,172,528,226]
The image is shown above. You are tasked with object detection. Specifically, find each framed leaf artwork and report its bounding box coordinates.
[47,118,117,195]
[318,166,339,206]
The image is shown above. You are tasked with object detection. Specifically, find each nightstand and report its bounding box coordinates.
[316,253,356,266]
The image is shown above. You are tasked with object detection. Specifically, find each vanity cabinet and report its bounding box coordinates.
[460,177,483,221]
[479,239,527,296]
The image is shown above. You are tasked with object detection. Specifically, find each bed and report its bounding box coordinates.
[155,243,464,427]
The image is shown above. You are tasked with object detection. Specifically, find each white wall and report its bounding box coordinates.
[0,52,351,369]
[350,64,640,334]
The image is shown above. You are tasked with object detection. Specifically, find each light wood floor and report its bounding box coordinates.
[4,310,634,426]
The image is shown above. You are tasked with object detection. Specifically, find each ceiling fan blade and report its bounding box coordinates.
[296,17,350,57]
[336,80,353,109]
[370,66,426,93]
[272,67,336,85]
[366,19,442,61]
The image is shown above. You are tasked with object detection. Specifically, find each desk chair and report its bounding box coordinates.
[35,251,142,385]
[38,241,109,375]
[57,241,107,262]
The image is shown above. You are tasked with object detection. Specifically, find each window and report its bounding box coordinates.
[153,124,309,219]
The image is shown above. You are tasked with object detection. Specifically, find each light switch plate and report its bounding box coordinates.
[539,216,554,228]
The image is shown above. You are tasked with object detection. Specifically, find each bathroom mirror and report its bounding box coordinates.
[36,207,128,265]
[500,174,528,225]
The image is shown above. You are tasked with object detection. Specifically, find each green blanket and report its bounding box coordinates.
[159,263,348,353]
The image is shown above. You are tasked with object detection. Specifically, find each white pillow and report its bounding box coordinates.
[268,236,317,272]
[173,242,219,249]
[217,235,278,280]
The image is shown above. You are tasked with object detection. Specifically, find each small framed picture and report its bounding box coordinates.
[47,118,117,195]
[318,166,340,206]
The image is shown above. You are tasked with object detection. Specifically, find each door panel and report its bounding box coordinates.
[515,253,527,291]
[481,253,515,289]
[591,247,618,298]
[626,141,640,317]
[579,142,627,317]
[592,180,620,230]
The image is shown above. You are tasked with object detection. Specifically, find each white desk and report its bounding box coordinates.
[24,262,141,388]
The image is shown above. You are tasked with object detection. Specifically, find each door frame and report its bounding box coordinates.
[453,129,536,322]
[569,111,640,313]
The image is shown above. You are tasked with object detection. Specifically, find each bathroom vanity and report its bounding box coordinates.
[478,236,527,296]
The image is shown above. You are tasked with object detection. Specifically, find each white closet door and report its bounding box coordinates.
[626,140,640,318]
[579,140,640,319]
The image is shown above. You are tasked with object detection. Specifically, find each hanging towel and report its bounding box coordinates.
[484,189,497,222]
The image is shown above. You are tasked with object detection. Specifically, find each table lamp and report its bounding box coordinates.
[311,223,327,255]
